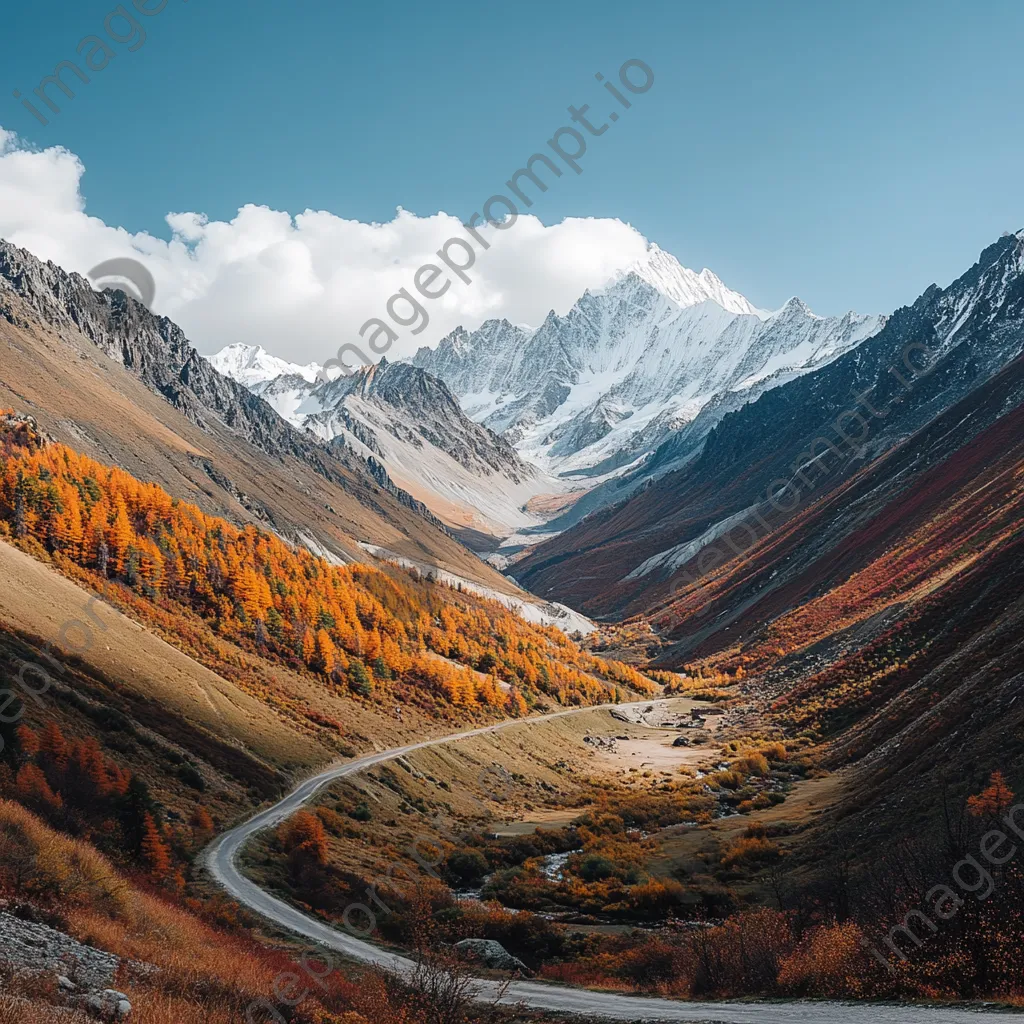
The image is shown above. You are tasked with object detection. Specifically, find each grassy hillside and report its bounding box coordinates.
[0,798,534,1023]
[603,356,1024,999]
[0,415,663,1021]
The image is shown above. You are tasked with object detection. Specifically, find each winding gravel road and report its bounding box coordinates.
[205,702,1021,1023]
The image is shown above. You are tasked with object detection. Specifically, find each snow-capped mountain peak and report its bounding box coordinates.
[207,342,320,387]
[624,243,765,316]
[213,240,886,557]
[411,243,885,491]
[772,296,820,321]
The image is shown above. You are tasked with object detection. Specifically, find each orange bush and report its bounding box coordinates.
[777,921,871,998]
[967,770,1015,818]
[721,835,783,869]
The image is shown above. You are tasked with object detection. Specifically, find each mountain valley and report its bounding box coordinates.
[2,231,1024,1022]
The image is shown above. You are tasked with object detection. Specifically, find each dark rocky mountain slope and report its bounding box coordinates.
[514,232,1024,617]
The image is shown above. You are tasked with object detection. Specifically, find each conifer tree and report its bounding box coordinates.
[140,811,172,879]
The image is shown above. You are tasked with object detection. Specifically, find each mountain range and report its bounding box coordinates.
[209,346,547,548]
[212,244,885,554]
[0,238,585,621]
[514,231,1024,616]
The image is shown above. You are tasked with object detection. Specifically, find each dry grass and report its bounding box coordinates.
[0,995,88,1022]
[0,801,470,1023]
[0,799,131,916]
[0,799,286,1020]
[0,540,329,772]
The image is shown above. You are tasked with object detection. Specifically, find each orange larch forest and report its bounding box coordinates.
[0,416,655,721]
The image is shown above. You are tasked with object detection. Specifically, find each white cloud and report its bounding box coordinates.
[0,127,651,363]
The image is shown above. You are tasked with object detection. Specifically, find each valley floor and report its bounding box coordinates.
[210,704,1024,1022]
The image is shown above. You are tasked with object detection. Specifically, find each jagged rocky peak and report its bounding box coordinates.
[212,336,543,537]
[328,356,468,412]
[404,240,885,481]
[772,296,818,320]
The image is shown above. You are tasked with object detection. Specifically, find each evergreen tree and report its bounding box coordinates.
[348,658,372,697]
[118,774,156,853]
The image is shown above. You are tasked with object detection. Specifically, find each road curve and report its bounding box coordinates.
[205,702,1021,1023]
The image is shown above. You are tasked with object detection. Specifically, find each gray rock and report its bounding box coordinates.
[83,989,131,1019]
[0,911,120,989]
[454,938,529,974]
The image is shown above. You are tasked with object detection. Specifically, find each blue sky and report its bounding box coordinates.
[2,0,1023,319]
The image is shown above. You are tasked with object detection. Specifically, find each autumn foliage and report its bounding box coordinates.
[0,799,501,1024]
[0,718,192,884]
[0,417,654,723]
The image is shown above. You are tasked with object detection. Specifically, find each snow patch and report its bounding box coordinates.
[624,505,761,580]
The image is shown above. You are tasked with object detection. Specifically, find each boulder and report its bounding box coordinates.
[454,938,529,974]
[83,989,132,1020]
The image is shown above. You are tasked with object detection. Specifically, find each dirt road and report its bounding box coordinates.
[205,701,1020,1023]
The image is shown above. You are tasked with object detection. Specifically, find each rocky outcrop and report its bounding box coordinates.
[78,989,132,1020]
[0,910,141,1018]
[0,911,121,989]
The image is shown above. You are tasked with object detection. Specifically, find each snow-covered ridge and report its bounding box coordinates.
[412,244,886,482]
[211,352,561,539]
[625,243,767,317]
[211,241,885,559]
[624,505,759,580]
[207,342,320,387]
